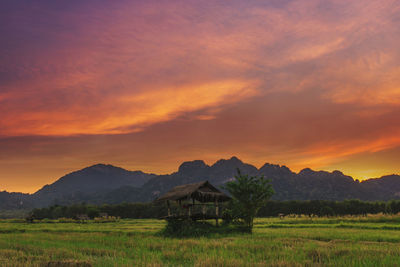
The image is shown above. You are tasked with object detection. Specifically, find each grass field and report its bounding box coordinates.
[1,215,400,266]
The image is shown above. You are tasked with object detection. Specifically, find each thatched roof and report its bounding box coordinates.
[155,181,231,203]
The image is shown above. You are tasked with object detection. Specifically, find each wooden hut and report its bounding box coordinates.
[154,181,231,225]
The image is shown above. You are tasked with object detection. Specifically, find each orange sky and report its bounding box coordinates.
[0,0,399,193]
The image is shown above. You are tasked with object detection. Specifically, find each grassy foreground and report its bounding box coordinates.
[1,216,400,266]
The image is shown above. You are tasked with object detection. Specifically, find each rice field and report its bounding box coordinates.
[0,215,400,266]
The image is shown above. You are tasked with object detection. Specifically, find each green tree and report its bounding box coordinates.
[225,169,274,232]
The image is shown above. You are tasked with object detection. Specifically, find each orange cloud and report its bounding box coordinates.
[293,133,400,169]
[0,80,258,136]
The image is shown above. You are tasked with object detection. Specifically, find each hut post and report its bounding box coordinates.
[192,198,195,218]
[167,200,171,217]
[215,199,219,227]
[202,204,206,221]
[188,197,191,217]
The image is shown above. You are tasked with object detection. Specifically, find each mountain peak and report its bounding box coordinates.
[178,160,208,171]
[332,170,344,176]
[259,163,293,177]
[33,163,154,203]
[260,163,291,171]
[178,160,209,177]
[299,168,314,175]
[229,156,241,162]
[85,163,121,171]
[212,156,243,167]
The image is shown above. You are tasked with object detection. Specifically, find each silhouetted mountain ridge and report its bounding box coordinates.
[1,157,399,209]
[32,163,155,207]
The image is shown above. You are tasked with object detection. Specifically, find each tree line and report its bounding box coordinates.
[30,199,400,220]
[258,199,400,217]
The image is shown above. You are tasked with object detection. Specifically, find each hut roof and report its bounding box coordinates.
[155,181,231,203]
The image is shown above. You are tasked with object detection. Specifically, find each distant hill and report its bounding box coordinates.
[32,164,155,207]
[1,157,399,209]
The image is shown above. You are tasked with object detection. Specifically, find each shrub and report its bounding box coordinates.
[225,169,274,232]
[160,218,247,237]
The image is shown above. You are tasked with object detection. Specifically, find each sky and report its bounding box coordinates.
[0,0,399,193]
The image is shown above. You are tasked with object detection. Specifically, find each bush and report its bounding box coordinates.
[224,169,274,232]
[160,218,248,237]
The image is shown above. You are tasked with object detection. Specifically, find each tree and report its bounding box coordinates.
[225,169,274,232]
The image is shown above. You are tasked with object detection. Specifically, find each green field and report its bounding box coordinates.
[1,216,400,266]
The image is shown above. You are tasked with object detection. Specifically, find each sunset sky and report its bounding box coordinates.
[1,0,400,193]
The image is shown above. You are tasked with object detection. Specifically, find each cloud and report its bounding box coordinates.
[0,79,258,136]
[1,0,400,191]
[1,0,399,137]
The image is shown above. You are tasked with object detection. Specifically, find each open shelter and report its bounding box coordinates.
[154,181,231,225]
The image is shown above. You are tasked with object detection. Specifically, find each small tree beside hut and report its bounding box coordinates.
[225,169,274,232]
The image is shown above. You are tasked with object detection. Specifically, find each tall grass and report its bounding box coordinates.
[0,215,399,266]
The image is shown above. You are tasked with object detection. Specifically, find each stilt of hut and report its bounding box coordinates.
[167,200,171,217]
[215,198,219,226]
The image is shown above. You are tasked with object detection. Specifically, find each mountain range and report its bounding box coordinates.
[1,157,399,210]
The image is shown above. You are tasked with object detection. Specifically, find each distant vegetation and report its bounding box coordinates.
[29,200,400,220]
[0,209,30,219]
